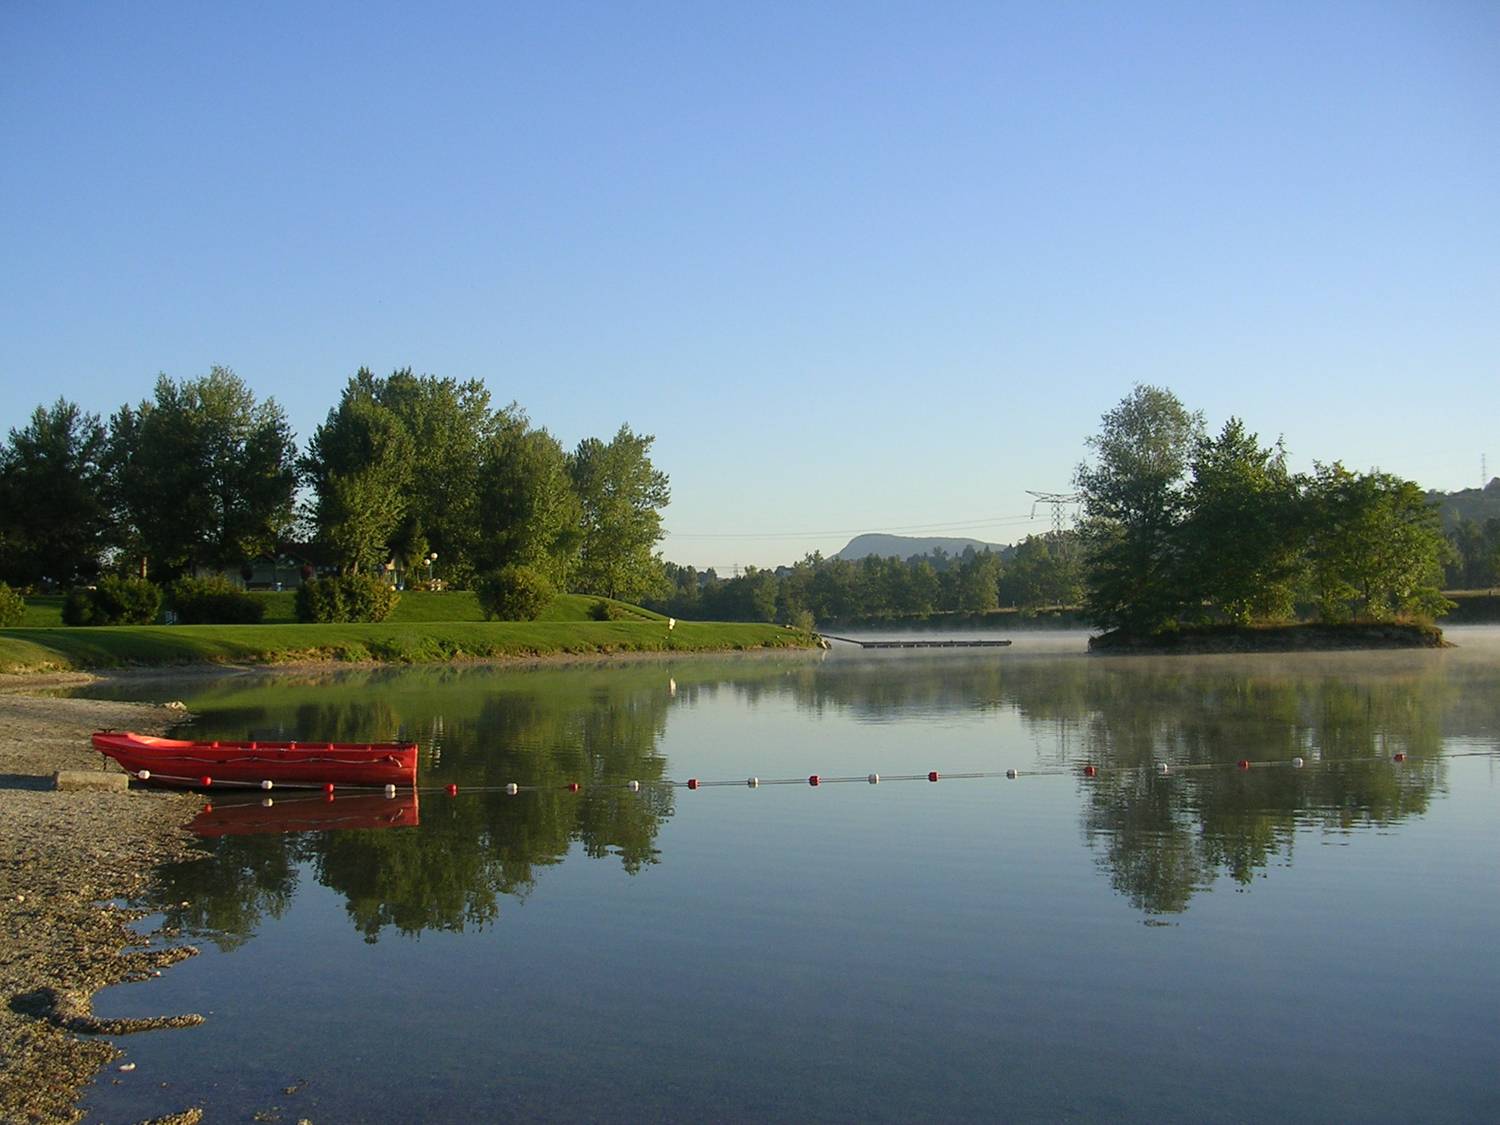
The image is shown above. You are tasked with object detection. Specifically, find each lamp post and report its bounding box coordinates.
[426,551,438,589]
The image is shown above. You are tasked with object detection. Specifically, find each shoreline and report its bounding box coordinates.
[0,644,824,1124]
[1086,621,1448,655]
[0,673,205,1125]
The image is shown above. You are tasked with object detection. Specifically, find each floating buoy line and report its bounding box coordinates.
[131,748,1492,803]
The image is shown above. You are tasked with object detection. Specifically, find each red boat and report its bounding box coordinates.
[91,731,419,789]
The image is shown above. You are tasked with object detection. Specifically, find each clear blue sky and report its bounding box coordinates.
[3,1,1496,569]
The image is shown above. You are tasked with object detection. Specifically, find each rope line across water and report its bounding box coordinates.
[130,749,1494,797]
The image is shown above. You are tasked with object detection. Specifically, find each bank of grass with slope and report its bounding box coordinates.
[0,593,812,672]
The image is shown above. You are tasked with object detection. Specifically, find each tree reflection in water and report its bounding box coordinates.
[143,646,1493,942]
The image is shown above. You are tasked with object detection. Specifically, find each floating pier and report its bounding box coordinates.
[820,634,1013,649]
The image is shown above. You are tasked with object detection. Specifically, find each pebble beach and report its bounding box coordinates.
[0,675,204,1124]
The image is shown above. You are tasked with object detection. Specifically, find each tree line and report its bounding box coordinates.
[0,366,670,603]
[650,536,1085,627]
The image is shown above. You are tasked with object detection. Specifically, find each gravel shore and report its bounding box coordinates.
[0,675,205,1125]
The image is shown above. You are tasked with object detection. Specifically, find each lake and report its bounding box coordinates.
[81,629,1500,1122]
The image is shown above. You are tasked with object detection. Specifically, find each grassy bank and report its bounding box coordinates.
[14,590,659,628]
[0,618,816,673]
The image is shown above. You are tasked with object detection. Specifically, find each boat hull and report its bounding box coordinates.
[91,731,419,789]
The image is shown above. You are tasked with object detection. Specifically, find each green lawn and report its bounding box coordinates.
[16,590,666,627]
[0,617,815,672]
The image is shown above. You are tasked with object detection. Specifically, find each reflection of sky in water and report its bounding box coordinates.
[83,637,1500,1123]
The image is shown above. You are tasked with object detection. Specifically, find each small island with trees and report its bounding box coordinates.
[1074,385,1452,653]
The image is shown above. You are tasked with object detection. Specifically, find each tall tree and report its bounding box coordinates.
[953,549,1002,613]
[1001,533,1085,610]
[568,425,670,601]
[475,412,582,586]
[1074,385,1204,633]
[0,398,110,586]
[108,368,297,579]
[1178,419,1302,624]
[358,368,500,584]
[302,383,414,574]
[1303,464,1450,622]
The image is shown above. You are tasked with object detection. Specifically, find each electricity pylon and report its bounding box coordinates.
[1026,491,1081,538]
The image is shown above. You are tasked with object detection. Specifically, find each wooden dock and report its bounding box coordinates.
[821,634,1012,649]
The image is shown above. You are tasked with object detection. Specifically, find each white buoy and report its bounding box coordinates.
[261,797,273,808]
[1292,757,1305,768]
[747,776,759,788]
[867,773,880,784]
[137,769,151,781]
[627,780,640,792]
[1005,768,1018,779]
[384,784,396,798]
[261,779,274,790]
[505,782,519,795]
[1158,763,1170,775]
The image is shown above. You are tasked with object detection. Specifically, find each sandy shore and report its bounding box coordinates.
[0,674,205,1125]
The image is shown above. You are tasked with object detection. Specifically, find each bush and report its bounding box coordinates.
[589,597,627,621]
[170,575,265,624]
[0,583,25,627]
[475,566,554,621]
[295,574,399,623]
[62,587,95,626]
[63,576,162,626]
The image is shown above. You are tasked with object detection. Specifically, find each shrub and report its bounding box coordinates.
[589,597,627,621]
[62,587,96,626]
[170,575,265,624]
[63,576,162,626]
[475,566,554,621]
[0,583,25,627]
[295,574,399,623]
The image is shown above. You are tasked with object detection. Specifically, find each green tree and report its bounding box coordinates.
[0,398,111,586]
[358,368,501,585]
[475,413,582,587]
[953,549,1002,613]
[1074,385,1204,633]
[1303,464,1450,622]
[1001,532,1085,610]
[302,384,413,574]
[568,425,670,602]
[108,368,297,579]
[1178,419,1302,624]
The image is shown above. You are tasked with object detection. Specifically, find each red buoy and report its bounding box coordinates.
[809,774,821,786]
[203,803,212,813]
[687,778,699,790]
[567,782,580,793]
[928,771,940,782]
[200,775,213,787]
[1083,765,1097,778]
[1393,752,1407,762]
[445,783,458,797]
[324,782,335,794]
[1237,759,1251,770]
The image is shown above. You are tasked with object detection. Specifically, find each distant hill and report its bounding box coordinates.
[1429,479,1500,530]
[835,533,1008,561]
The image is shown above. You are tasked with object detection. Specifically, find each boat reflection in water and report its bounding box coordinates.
[190,789,420,838]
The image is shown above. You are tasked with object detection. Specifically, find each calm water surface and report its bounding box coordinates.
[82,630,1500,1122]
